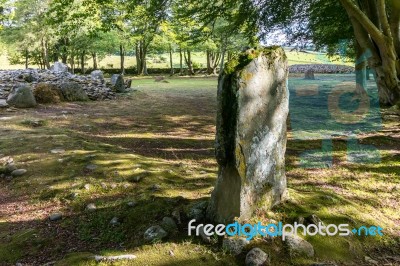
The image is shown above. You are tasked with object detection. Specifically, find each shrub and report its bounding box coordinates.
[34,83,64,104]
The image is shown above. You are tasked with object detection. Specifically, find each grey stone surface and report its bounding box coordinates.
[144,225,168,242]
[222,237,249,255]
[0,99,8,108]
[0,69,115,100]
[49,213,63,221]
[59,82,89,101]
[245,248,269,266]
[7,86,37,108]
[51,62,69,73]
[86,203,97,211]
[285,234,314,258]
[111,74,125,93]
[91,70,104,84]
[11,169,27,177]
[161,217,178,233]
[207,47,289,223]
[110,217,120,225]
[305,69,315,80]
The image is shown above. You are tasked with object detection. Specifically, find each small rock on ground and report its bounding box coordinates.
[285,234,314,258]
[49,213,63,221]
[144,225,168,242]
[161,217,178,233]
[245,248,269,266]
[110,217,119,225]
[86,203,97,211]
[222,237,249,255]
[11,169,27,177]
[85,164,98,171]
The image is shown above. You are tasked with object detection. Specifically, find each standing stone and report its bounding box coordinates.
[91,70,105,84]
[305,69,315,80]
[207,47,289,223]
[59,82,89,101]
[51,62,69,73]
[0,99,9,108]
[6,86,37,108]
[111,74,125,93]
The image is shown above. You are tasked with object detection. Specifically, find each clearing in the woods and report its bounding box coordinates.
[0,76,399,265]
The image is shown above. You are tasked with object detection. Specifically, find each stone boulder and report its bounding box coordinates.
[6,86,37,108]
[91,70,104,84]
[51,62,68,73]
[111,74,125,93]
[0,99,8,108]
[144,225,168,242]
[222,237,249,255]
[207,47,289,223]
[285,234,314,258]
[59,82,89,101]
[245,248,270,266]
[34,83,64,104]
[305,69,315,80]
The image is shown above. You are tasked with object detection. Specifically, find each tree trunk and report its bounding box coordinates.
[355,40,367,92]
[136,43,141,75]
[25,49,29,69]
[141,40,148,75]
[120,44,125,75]
[184,49,194,75]
[179,48,183,75]
[340,0,400,106]
[207,50,211,74]
[41,39,50,69]
[61,38,68,64]
[220,46,226,74]
[92,53,98,70]
[70,53,75,74]
[81,51,86,74]
[169,45,174,76]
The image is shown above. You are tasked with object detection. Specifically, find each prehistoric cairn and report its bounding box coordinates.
[207,47,289,223]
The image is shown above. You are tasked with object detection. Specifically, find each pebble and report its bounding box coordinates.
[127,201,137,207]
[11,169,27,177]
[110,217,119,225]
[85,164,98,171]
[245,248,269,266]
[49,213,63,221]
[86,203,97,211]
[51,148,65,154]
[144,225,168,242]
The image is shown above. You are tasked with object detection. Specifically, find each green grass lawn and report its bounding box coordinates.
[0,76,398,265]
[0,49,353,70]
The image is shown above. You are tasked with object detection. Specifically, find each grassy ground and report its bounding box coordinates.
[0,49,352,70]
[0,76,399,266]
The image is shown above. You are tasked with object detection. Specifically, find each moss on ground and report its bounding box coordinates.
[0,76,398,265]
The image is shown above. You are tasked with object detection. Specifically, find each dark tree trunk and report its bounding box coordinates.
[184,49,194,75]
[169,45,174,76]
[179,48,183,75]
[70,53,75,74]
[207,50,221,75]
[120,44,125,75]
[355,40,367,92]
[41,39,50,69]
[61,38,68,64]
[136,43,141,75]
[341,0,400,106]
[80,51,86,74]
[92,53,98,70]
[25,50,29,69]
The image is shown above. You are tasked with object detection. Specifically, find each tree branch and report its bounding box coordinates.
[339,0,384,45]
[377,0,392,38]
